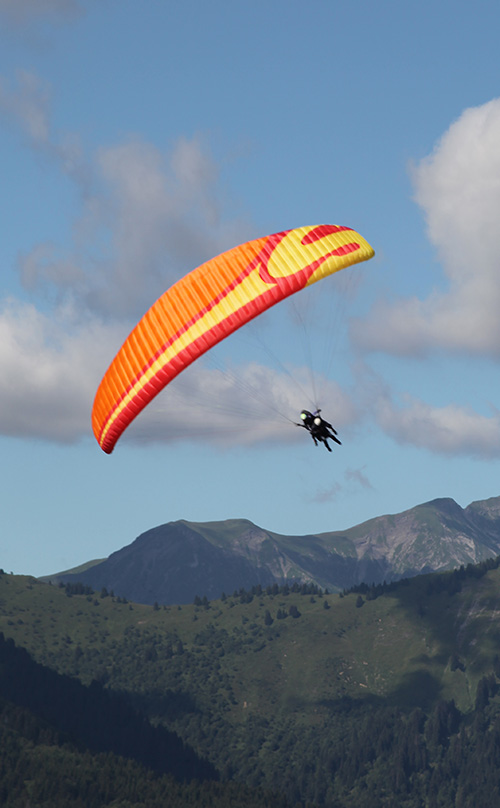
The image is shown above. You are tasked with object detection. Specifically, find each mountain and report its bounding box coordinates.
[46,495,500,605]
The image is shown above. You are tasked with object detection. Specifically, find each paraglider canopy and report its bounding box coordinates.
[92,224,374,453]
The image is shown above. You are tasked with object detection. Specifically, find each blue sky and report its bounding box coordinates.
[2,0,500,577]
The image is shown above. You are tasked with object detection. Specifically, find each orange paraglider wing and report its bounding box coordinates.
[92,224,374,453]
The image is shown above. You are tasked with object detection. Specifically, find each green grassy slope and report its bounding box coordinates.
[39,558,107,584]
[1,566,500,715]
[3,564,500,806]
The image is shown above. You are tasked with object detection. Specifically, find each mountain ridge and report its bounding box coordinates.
[45,494,500,605]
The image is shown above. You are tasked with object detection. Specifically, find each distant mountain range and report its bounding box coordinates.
[45,495,500,604]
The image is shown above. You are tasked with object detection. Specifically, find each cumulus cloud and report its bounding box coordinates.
[375,390,500,459]
[1,73,246,319]
[6,71,497,457]
[0,71,86,186]
[0,71,51,143]
[2,71,361,447]
[85,137,235,317]
[348,360,500,460]
[0,299,124,442]
[352,98,500,358]
[0,299,357,447]
[122,362,358,448]
[347,100,500,460]
[0,71,259,445]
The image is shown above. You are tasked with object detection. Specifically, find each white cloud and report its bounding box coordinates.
[13,72,500,458]
[2,70,363,449]
[122,361,357,449]
[85,137,234,317]
[17,242,85,295]
[11,132,246,317]
[1,73,246,320]
[0,297,358,447]
[4,70,316,448]
[376,390,500,459]
[347,99,500,460]
[0,71,51,143]
[0,299,124,442]
[0,71,87,187]
[350,361,500,459]
[353,98,500,358]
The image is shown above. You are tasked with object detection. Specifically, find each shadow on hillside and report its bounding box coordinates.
[316,693,384,714]
[125,687,200,722]
[0,633,217,783]
[388,669,442,710]
[352,561,500,705]
[313,668,442,714]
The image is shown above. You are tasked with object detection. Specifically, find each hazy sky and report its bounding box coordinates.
[2,0,500,577]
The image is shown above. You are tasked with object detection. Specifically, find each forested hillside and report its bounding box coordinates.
[2,561,500,805]
[0,634,293,807]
